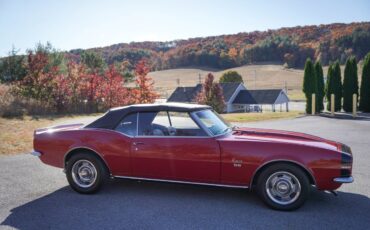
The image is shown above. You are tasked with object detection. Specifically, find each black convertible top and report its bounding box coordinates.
[85,103,211,129]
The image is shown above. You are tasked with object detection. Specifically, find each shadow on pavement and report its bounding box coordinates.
[1,179,370,230]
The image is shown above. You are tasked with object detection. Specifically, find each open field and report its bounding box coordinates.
[0,111,302,155]
[148,63,363,101]
[148,64,305,100]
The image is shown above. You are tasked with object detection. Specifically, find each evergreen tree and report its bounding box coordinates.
[326,64,334,110]
[314,61,325,112]
[332,61,343,111]
[0,46,27,83]
[302,58,317,113]
[343,57,359,112]
[359,52,370,112]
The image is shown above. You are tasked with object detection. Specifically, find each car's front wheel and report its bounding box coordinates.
[257,163,310,211]
[66,152,108,194]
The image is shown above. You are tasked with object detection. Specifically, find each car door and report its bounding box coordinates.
[131,110,221,183]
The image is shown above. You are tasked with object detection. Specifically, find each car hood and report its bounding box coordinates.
[230,127,340,151]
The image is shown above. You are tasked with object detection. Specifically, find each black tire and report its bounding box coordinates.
[66,152,108,194]
[256,163,310,211]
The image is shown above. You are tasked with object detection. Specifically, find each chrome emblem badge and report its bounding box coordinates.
[232,158,243,168]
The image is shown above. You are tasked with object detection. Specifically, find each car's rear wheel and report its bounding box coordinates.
[257,163,310,211]
[66,152,108,194]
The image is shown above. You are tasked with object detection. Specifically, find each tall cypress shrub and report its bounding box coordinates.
[343,57,358,112]
[303,58,317,114]
[332,61,343,111]
[326,64,334,111]
[359,53,370,112]
[314,61,324,112]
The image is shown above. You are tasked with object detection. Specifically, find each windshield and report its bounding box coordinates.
[193,109,232,136]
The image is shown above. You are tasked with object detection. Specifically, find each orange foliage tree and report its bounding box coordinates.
[196,73,225,113]
[134,59,159,103]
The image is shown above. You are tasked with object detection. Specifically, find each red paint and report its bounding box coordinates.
[34,123,352,191]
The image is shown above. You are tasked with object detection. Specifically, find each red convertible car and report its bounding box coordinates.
[32,103,353,210]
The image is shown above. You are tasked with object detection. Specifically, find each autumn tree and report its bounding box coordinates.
[51,74,72,113]
[219,70,243,83]
[134,59,159,104]
[64,61,85,111]
[343,57,358,112]
[302,58,317,113]
[314,61,325,112]
[359,52,370,112]
[196,73,226,113]
[101,65,129,108]
[18,50,56,102]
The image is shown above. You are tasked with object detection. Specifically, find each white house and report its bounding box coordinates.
[167,83,290,113]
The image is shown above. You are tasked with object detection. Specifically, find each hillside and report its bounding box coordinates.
[147,62,364,101]
[70,22,370,70]
[145,64,304,100]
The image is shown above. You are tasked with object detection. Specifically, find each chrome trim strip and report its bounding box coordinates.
[114,176,248,189]
[133,136,211,139]
[333,176,354,183]
[249,159,317,188]
[341,151,352,157]
[30,150,42,157]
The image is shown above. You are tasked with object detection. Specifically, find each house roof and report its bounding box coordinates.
[218,83,241,102]
[248,89,284,104]
[167,83,241,103]
[232,90,257,104]
[167,85,202,103]
[168,83,287,105]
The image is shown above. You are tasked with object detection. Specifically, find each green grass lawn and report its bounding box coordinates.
[222,111,302,123]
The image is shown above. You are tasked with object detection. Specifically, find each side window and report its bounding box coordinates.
[168,112,207,136]
[138,111,170,136]
[152,111,171,127]
[115,113,137,136]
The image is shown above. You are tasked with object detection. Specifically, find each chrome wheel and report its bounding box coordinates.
[265,171,301,205]
[71,159,97,188]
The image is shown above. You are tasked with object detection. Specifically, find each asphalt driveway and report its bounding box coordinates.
[0,116,369,230]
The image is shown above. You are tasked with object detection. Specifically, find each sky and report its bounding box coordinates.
[0,0,369,56]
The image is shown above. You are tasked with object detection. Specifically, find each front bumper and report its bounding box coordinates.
[30,150,42,157]
[333,176,354,183]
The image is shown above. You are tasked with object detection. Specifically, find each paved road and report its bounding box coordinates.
[1,116,370,230]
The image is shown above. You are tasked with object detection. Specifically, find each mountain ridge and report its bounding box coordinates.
[67,21,369,70]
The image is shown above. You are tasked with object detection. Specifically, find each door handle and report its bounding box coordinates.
[133,142,144,146]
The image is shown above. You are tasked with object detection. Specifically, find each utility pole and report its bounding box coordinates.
[198,73,201,84]
[176,78,180,86]
[284,81,287,92]
[253,70,257,89]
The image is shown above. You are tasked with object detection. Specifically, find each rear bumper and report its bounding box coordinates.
[333,176,354,183]
[30,150,42,157]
